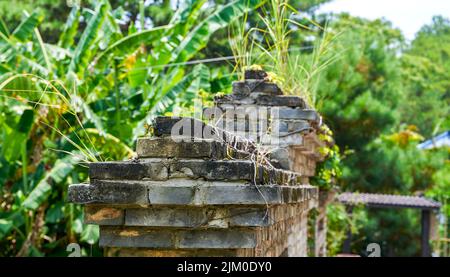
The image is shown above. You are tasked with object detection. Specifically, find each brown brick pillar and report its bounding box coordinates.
[68,70,328,257]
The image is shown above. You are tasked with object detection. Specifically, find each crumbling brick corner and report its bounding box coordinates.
[68,70,334,257]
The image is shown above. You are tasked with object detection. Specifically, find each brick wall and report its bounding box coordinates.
[68,69,332,257]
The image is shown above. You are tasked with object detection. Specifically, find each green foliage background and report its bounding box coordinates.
[315,14,449,256]
[0,0,448,257]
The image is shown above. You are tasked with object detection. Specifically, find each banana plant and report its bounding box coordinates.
[0,0,262,256]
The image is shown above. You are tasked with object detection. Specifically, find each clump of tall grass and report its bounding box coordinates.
[230,0,340,108]
[229,10,257,81]
[287,26,341,106]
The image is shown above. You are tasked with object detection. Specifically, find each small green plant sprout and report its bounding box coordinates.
[311,124,342,190]
[265,71,285,87]
[215,91,227,98]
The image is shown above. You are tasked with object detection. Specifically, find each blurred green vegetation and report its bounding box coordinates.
[315,14,449,256]
[0,0,448,257]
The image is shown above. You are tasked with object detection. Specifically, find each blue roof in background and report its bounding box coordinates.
[417,131,450,150]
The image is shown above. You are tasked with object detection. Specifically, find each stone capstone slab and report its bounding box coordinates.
[232,81,282,95]
[68,181,149,205]
[99,227,173,248]
[214,105,319,129]
[273,108,320,123]
[215,93,307,108]
[152,116,206,137]
[88,158,305,184]
[178,229,257,249]
[215,118,311,135]
[68,179,318,206]
[89,160,169,181]
[99,226,257,249]
[244,69,268,80]
[136,137,227,159]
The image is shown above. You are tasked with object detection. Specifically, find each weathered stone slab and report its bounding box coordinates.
[100,227,257,249]
[217,119,310,137]
[99,227,174,248]
[148,116,311,155]
[252,93,306,108]
[151,116,264,150]
[272,108,320,122]
[245,69,268,80]
[68,179,317,206]
[88,205,314,228]
[87,158,302,184]
[89,160,168,181]
[67,183,93,203]
[125,207,208,227]
[216,94,307,108]
[259,133,305,147]
[228,208,270,227]
[203,184,283,205]
[148,184,195,205]
[233,81,282,95]
[277,120,311,133]
[136,137,226,159]
[68,181,148,204]
[215,105,318,129]
[169,160,255,181]
[178,229,257,249]
[214,95,256,105]
[146,181,282,206]
[152,116,207,137]
[217,104,265,116]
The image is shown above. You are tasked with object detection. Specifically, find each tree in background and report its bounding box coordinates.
[316,14,404,192]
[401,16,450,137]
[315,13,449,256]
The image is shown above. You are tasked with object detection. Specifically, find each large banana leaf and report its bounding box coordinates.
[22,155,79,211]
[190,63,211,93]
[0,18,9,37]
[58,6,80,49]
[12,11,42,42]
[80,224,99,245]
[94,25,170,68]
[68,1,108,76]
[99,11,123,50]
[147,0,207,73]
[0,33,49,75]
[0,219,13,240]
[127,52,148,88]
[172,0,264,63]
[32,28,52,74]
[1,109,34,163]
[18,55,50,76]
[45,44,73,60]
[169,0,207,38]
